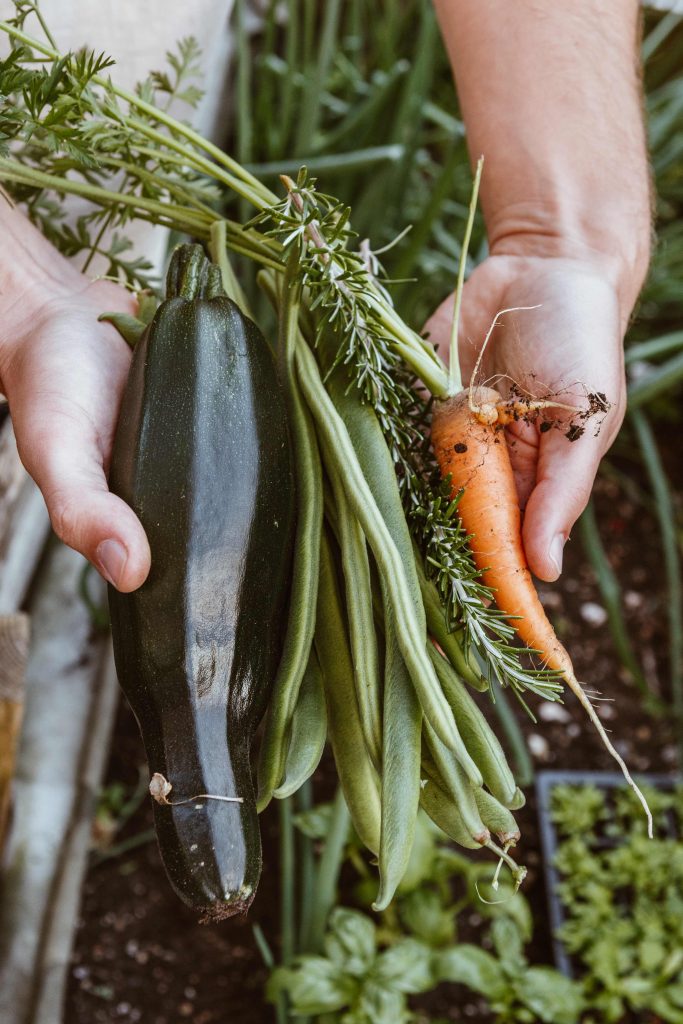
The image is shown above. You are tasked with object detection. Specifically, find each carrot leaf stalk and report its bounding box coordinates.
[448,154,483,396]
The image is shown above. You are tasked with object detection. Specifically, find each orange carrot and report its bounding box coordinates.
[432,384,653,836]
[433,386,571,674]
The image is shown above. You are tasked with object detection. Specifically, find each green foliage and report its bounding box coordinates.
[270,804,580,1024]
[552,783,683,1023]
[279,783,683,1024]
[268,896,584,1024]
[436,919,584,1024]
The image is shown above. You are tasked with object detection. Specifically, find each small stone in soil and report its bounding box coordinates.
[539,702,571,723]
[528,733,550,760]
[624,589,643,610]
[580,601,608,627]
[597,701,616,720]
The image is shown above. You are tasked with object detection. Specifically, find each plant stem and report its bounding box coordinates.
[490,686,534,787]
[208,220,251,316]
[0,20,278,206]
[245,144,405,179]
[306,787,349,952]
[293,0,342,154]
[631,409,683,737]
[279,798,296,966]
[448,155,483,396]
[251,926,287,1024]
[296,780,316,954]
[0,157,212,234]
[579,500,657,703]
[0,159,282,272]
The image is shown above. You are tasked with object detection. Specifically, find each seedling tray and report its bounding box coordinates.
[535,769,680,978]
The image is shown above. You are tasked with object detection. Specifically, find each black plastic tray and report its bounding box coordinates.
[534,769,679,978]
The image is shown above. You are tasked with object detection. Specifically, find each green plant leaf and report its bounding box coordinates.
[433,944,508,1002]
[266,958,357,1014]
[490,916,525,976]
[294,801,349,840]
[347,981,410,1024]
[398,887,456,947]
[649,990,683,1024]
[372,938,435,993]
[325,909,377,976]
[515,967,584,1024]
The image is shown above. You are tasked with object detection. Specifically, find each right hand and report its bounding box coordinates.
[0,275,151,592]
[424,253,628,584]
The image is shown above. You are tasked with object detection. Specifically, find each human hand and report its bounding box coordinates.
[0,274,151,592]
[424,254,627,583]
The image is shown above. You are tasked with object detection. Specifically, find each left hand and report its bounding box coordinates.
[424,253,627,583]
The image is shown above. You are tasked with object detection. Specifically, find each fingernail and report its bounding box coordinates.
[548,534,566,578]
[96,538,128,588]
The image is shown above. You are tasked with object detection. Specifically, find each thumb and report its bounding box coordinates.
[522,431,600,583]
[14,412,150,593]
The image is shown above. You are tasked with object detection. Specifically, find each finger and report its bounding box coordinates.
[504,419,538,509]
[423,294,455,362]
[14,412,150,592]
[522,430,601,583]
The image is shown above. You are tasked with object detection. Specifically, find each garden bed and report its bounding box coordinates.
[65,461,681,1024]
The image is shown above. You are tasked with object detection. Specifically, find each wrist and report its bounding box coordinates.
[485,196,652,324]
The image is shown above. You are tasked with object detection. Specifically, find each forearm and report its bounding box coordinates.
[434,0,652,316]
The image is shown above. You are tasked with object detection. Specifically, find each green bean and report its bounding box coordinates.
[414,554,488,692]
[325,459,383,767]
[473,788,520,846]
[296,343,465,755]
[316,529,381,855]
[373,595,422,912]
[422,730,488,844]
[257,266,323,810]
[326,366,419,605]
[428,645,517,806]
[419,771,487,851]
[507,787,526,811]
[273,650,327,800]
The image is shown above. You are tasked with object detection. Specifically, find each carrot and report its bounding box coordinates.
[431,384,653,837]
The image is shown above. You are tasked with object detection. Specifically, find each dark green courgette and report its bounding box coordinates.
[108,245,295,920]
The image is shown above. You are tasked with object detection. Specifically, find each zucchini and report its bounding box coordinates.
[108,245,294,920]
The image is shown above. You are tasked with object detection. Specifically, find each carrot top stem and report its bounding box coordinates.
[448,156,484,397]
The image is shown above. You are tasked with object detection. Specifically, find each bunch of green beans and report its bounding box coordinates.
[256,268,527,905]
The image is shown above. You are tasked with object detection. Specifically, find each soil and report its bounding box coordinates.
[65,456,682,1024]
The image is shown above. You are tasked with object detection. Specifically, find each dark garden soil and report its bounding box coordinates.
[65,452,682,1024]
